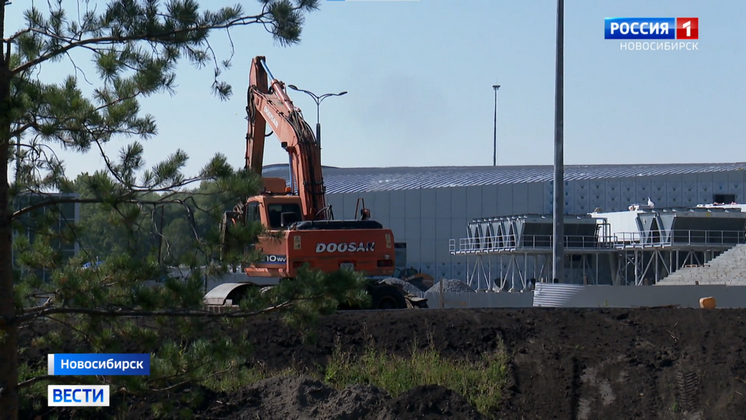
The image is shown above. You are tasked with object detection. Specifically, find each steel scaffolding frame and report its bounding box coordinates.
[449,230,745,288]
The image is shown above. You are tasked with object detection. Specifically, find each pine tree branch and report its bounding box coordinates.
[14,299,298,325]
[11,196,200,219]
[11,13,272,74]
[16,375,87,391]
[150,365,232,393]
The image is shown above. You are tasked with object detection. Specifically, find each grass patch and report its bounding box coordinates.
[323,342,509,416]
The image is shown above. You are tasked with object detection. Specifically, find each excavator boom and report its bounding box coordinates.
[246,56,327,220]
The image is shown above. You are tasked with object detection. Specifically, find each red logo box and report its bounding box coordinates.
[677,18,698,40]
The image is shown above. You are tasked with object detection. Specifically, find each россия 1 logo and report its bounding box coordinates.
[605,17,699,51]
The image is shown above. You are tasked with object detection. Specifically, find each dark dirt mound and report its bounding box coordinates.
[238,308,746,420]
[197,374,479,420]
[387,385,487,419]
[19,308,746,419]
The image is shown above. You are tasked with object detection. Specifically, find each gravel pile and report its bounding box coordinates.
[427,279,475,294]
[383,277,426,297]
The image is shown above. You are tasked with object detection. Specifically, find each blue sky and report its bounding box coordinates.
[6,0,746,179]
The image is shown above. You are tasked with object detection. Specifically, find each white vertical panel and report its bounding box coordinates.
[729,170,746,202]
[435,218,451,240]
[420,188,437,218]
[436,243,453,263]
[420,218,437,240]
[451,218,468,241]
[574,180,590,214]
[466,186,482,220]
[562,181,574,214]
[620,179,635,206]
[420,240,436,267]
[407,241,421,269]
[388,218,406,242]
[589,179,604,212]
[450,187,467,219]
[545,181,554,213]
[326,194,344,217]
[389,190,408,218]
[435,188,451,219]
[697,173,713,204]
[512,182,529,214]
[498,184,514,216]
[605,179,621,211]
[682,175,697,206]
[650,177,666,207]
[527,182,544,214]
[667,178,682,207]
[713,172,728,195]
[405,189,421,220]
[482,185,498,217]
[635,179,651,202]
[437,261,452,280]
[372,191,391,222]
[406,216,421,242]
[452,261,465,281]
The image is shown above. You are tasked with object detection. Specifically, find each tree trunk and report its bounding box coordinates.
[0,3,20,415]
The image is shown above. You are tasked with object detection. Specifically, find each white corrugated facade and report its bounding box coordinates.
[262,163,746,280]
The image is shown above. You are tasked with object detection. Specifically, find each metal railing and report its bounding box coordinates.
[613,229,746,248]
[449,234,615,254]
[449,229,746,254]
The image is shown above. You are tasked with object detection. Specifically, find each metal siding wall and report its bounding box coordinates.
[697,172,713,204]
[330,169,746,283]
[326,194,344,216]
[389,190,408,218]
[466,186,482,220]
[450,187,467,220]
[619,179,635,207]
[729,171,745,201]
[405,189,421,219]
[482,185,498,217]
[545,182,553,213]
[373,191,391,223]
[636,179,651,204]
[512,182,529,214]
[667,176,682,207]
[574,180,590,214]
[498,184,514,216]
[420,188,437,219]
[435,188,451,219]
[528,183,544,213]
[451,217,468,241]
[389,217,406,244]
[682,174,698,206]
[714,173,728,197]
[563,181,574,214]
[605,179,621,212]
[435,215,451,241]
[650,177,666,206]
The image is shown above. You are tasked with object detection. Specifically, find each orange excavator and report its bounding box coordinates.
[203,56,426,309]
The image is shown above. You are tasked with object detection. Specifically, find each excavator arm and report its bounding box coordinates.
[245,56,328,221]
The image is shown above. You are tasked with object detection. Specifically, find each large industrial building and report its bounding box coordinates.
[263,162,746,284]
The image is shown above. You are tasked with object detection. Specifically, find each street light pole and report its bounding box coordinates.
[287,85,347,157]
[492,84,500,166]
[552,0,565,283]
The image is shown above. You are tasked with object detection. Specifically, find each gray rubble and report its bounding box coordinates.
[427,279,475,294]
